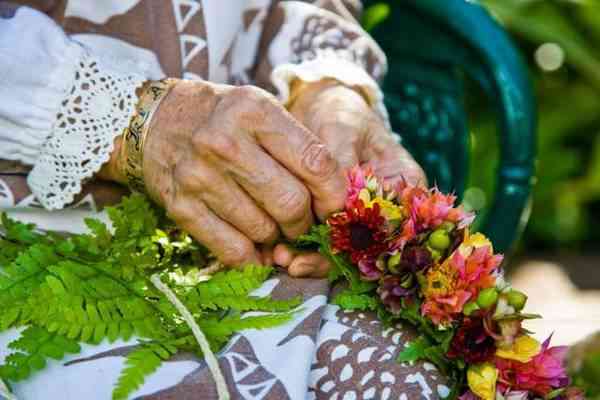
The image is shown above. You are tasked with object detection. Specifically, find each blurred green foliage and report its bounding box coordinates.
[478,0,600,251]
[363,0,600,251]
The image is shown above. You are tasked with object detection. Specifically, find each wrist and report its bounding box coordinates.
[288,79,372,128]
[97,135,128,184]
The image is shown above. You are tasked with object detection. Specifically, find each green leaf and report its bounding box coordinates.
[333,291,379,311]
[112,342,177,400]
[397,336,430,363]
[362,3,390,31]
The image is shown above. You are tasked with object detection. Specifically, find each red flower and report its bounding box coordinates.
[328,200,388,264]
[448,317,497,363]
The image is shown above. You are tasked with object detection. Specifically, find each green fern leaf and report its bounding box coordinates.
[196,295,302,312]
[191,265,273,303]
[333,291,379,311]
[0,244,57,331]
[112,342,177,400]
[0,326,80,381]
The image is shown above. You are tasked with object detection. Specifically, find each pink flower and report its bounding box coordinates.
[357,257,383,281]
[496,335,570,396]
[459,390,479,400]
[346,166,369,208]
[420,232,503,326]
[392,182,474,249]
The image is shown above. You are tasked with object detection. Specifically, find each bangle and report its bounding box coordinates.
[121,79,176,193]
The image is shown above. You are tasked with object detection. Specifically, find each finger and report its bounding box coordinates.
[166,195,260,267]
[253,102,347,220]
[213,138,314,239]
[314,120,361,170]
[273,243,296,267]
[184,161,279,244]
[259,245,274,266]
[362,125,428,188]
[288,252,331,278]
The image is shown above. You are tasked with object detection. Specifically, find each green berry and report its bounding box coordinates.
[506,290,527,311]
[428,229,451,251]
[387,253,402,273]
[440,221,456,232]
[477,288,499,309]
[429,248,442,262]
[463,301,480,316]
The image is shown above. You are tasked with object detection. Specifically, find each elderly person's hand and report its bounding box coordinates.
[271,80,427,278]
[101,79,347,266]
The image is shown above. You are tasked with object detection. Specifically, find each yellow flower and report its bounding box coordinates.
[458,231,494,257]
[423,262,457,298]
[467,363,498,400]
[367,197,404,220]
[496,335,541,363]
[358,188,371,205]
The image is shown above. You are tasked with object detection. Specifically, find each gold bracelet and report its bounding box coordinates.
[122,79,176,193]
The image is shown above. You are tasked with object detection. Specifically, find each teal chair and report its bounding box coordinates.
[364,0,536,253]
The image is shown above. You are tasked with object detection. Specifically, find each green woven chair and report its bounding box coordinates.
[365,0,536,253]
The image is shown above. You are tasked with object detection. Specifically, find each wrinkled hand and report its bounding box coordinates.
[104,80,346,266]
[273,80,427,278]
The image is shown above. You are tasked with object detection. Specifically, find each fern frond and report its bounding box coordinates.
[333,291,379,311]
[191,265,273,302]
[112,341,177,400]
[0,244,57,331]
[196,295,302,312]
[199,312,296,345]
[0,326,80,381]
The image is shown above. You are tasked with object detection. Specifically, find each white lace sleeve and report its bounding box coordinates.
[0,6,146,210]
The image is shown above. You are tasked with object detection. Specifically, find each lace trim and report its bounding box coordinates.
[271,55,391,130]
[28,51,145,210]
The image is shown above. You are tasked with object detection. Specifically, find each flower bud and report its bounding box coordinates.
[463,301,480,316]
[400,273,414,288]
[477,288,499,309]
[387,252,402,274]
[506,290,527,311]
[428,229,451,251]
[366,177,378,192]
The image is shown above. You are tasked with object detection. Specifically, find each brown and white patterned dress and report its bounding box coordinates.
[0,1,447,399]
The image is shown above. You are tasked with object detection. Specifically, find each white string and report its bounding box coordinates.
[150,274,230,400]
[198,260,225,277]
[0,378,17,400]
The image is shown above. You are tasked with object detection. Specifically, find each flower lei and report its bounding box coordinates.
[299,166,583,400]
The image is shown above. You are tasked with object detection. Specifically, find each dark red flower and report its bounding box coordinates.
[328,201,388,264]
[399,246,433,273]
[447,317,496,363]
[377,275,416,314]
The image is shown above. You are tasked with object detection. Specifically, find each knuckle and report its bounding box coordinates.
[191,130,212,155]
[248,218,278,243]
[277,187,310,223]
[172,163,201,190]
[203,132,238,159]
[301,139,337,179]
[221,240,255,266]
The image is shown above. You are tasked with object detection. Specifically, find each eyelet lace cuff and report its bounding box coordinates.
[27,49,146,210]
[271,55,390,129]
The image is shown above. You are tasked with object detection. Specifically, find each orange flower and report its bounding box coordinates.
[421,232,503,326]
